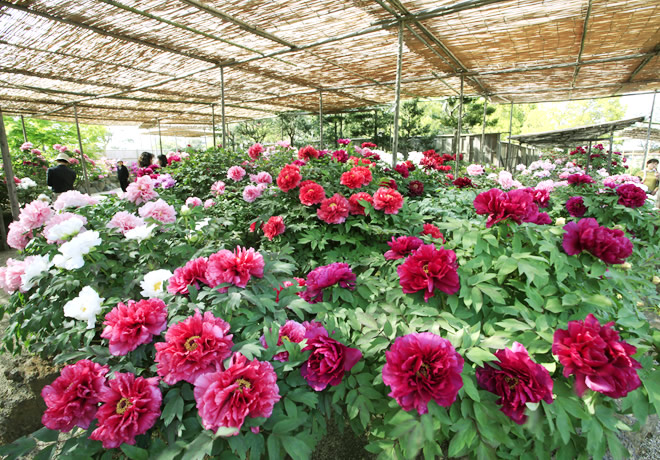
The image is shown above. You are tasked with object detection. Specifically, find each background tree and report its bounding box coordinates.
[432,97,498,134]
[277,113,314,146]
[234,119,274,144]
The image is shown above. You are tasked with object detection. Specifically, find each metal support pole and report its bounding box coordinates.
[607,128,614,174]
[73,104,91,194]
[374,110,378,143]
[319,91,323,150]
[480,98,487,164]
[211,104,216,148]
[392,21,404,167]
[220,67,226,148]
[642,90,657,180]
[506,101,514,170]
[20,115,27,143]
[455,74,464,173]
[158,119,163,155]
[0,107,20,219]
[585,141,592,172]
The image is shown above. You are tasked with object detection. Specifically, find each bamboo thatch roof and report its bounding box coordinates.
[0,0,658,126]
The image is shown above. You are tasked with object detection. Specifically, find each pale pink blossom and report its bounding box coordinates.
[204,199,215,208]
[0,258,26,294]
[250,172,273,184]
[242,185,262,203]
[227,166,246,181]
[277,140,291,148]
[466,164,485,176]
[20,142,33,151]
[497,171,517,190]
[211,181,226,196]
[125,176,158,205]
[138,199,176,224]
[7,221,32,250]
[53,191,99,211]
[185,197,203,208]
[19,200,52,230]
[106,212,144,235]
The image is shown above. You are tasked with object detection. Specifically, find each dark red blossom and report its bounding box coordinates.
[317,194,350,224]
[524,188,550,208]
[562,218,632,264]
[420,223,445,242]
[262,216,285,241]
[380,179,398,189]
[348,192,373,215]
[331,149,348,163]
[301,326,362,391]
[298,145,319,161]
[276,164,302,192]
[361,142,377,149]
[567,174,595,185]
[300,262,356,304]
[616,184,646,208]
[566,196,587,217]
[384,236,423,260]
[394,164,410,178]
[408,180,424,196]
[452,177,473,188]
[473,188,550,228]
[397,244,459,302]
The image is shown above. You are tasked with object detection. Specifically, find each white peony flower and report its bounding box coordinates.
[125,224,156,241]
[63,286,104,329]
[54,231,102,270]
[195,218,211,231]
[140,269,173,298]
[180,204,191,215]
[17,177,37,189]
[37,194,51,203]
[20,255,51,292]
[45,218,84,242]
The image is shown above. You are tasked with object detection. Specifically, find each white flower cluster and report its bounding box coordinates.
[53,231,102,270]
[63,286,104,329]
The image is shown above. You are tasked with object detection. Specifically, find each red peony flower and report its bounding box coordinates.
[262,216,285,241]
[373,187,404,215]
[384,236,423,260]
[206,247,265,291]
[300,262,356,304]
[566,196,587,217]
[299,180,326,206]
[408,180,424,196]
[562,218,633,264]
[473,188,549,228]
[41,360,109,432]
[616,184,646,208]
[194,353,280,434]
[261,320,307,362]
[249,221,257,232]
[301,326,362,391]
[248,143,264,160]
[380,179,398,189]
[361,142,377,149]
[353,166,372,185]
[89,372,161,448]
[476,342,554,424]
[382,332,463,414]
[452,177,473,188]
[348,192,373,215]
[317,193,349,224]
[567,174,595,185]
[167,257,209,295]
[405,160,415,171]
[394,164,410,178]
[155,310,234,385]
[331,149,348,163]
[397,244,459,302]
[101,298,168,356]
[553,314,641,398]
[340,169,366,189]
[276,164,302,192]
[298,145,319,161]
[420,223,445,242]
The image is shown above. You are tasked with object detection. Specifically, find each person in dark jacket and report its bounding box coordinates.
[158,154,168,168]
[47,152,76,194]
[116,160,130,192]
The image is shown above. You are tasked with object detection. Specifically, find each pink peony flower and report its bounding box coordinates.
[384,236,423,260]
[0,258,26,294]
[276,164,302,192]
[106,211,144,236]
[101,298,168,356]
[301,326,362,391]
[18,200,52,230]
[565,196,587,218]
[89,372,161,448]
[373,187,404,215]
[317,194,350,224]
[382,332,463,414]
[125,176,158,205]
[251,171,272,184]
[476,342,554,424]
[397,244,459,302]
[553,314,641,398]
[227,166,246,181]
[337,138,351,145]
[155,310,233,385]
[204,199,215,208]
[420,223,445,242]
[20,141,33,151]
[562,218,632,264]
[185,197,203,208]
[299,180,326,206]
[167,257,209,295]
[242,185,262,203]
[348,192,373,215]
[205,247,265,291]
[41,360,109,432]
[211,180,226,196]
[300,262,356,304]
[7,221,32,250]
[262,216,285,241]
[194,353,280,434]
[248,143,264,160]
[261,320,306,362]
[53,190,99,211]
[139,199,177,224]
[616,184,646,208]
[567,174,595,185]
[466,164,485,176]
[298,145,319,161]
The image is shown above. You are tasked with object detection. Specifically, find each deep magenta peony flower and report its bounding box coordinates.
[552,314,641,398]
[566,196,587,217]
[331,149,348,163]
[248,143,264,160]
[301,326,362,391]
[394,163,410,178]
[276,164,302,192]
[348,192,373,215]
[194,353,280,434]
[300,262,356,304]
[101,298,168,356]
[382,332,463,414]
[616,183,646,208]
[567,173,595,185]
[397,244,459,302]
[408,180,424,197]
[155,310,233,385]
[41,359,109,432]
[373,187,404,215]
[89,372,161,448]
[205,246,264,291]
[452,177,473,188]
[317,193,350,224]
[476,342,554,424]
[299,180,326,206]
[260,320,307,362]
[384,236,423,260]
[298,145,319,161]
[562,218,633,264]
[473,188,549,227]
[167,257,209,295]
[420,223,445,242]
[524,188,550,208]
[262,216,285,241]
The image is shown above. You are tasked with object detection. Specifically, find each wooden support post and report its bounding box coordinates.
[374,110,378,144]
[0,107,20,219]
[319,91,323,150]
[20,115,27,143]
[585,141,592,172]
[221,67,226,148]
[158,119,163,155]
[607,128,614,174]
[642,90,657,180]
[73,104,91,194]
[455,74,464,173]
[480,98,487,164]
[211,104,216,148]
[392,21,404,167]
[506,101,514,170]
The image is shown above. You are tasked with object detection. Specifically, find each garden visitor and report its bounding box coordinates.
[642,158,659,195]
[158,154,168,168]
[116,160,129,192]
[138,151,154,168]
[46,152,76,195]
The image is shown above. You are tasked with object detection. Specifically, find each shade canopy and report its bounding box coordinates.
[0,0,658,126]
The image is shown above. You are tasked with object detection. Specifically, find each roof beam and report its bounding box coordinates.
[569,0,593,95]
[627,43,660,82]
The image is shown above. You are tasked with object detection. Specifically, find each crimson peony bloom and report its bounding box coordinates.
[473,188,549,228]
[566,196,587,217]
[276,164,302,192]
[206,247,265,291]
[331,149,348,163]
[301,326,362,391]
[262,216,285,241]
[567,173,595,185]
[476,342,554,424]
[167,257,209,295]
[616,184,646,208]
[248,143,264,160]
[452,177,473,188]
[41,360,109,432]
[382,332,463,414]
[552,314,641,398]
[298,145,319,161]
[384,236,423,260]
[523,188,550,208]
[317,194,350,224]
[299,180,326,206]
[89,372,161,448]
[394,164,410,178]
[155,310,233,385]
[408,180,424,197]
[373,187,404,214]
[420,223,445,242]
[300,262,356,304]
[101,298,168,356]
[261,320,307,362]
[397,244,459,302]
[562,218,632,264]
[340,169,366,189]
[361,142,377,149]
[348,192,373,215]
[194,353,280,434]
[354,166,373,184]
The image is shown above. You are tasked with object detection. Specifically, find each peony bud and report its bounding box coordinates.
[555,218,566,226]
[621,262,632,270]
[652,276,660,285]
[180,204,190,215]
[616,293,623,300]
